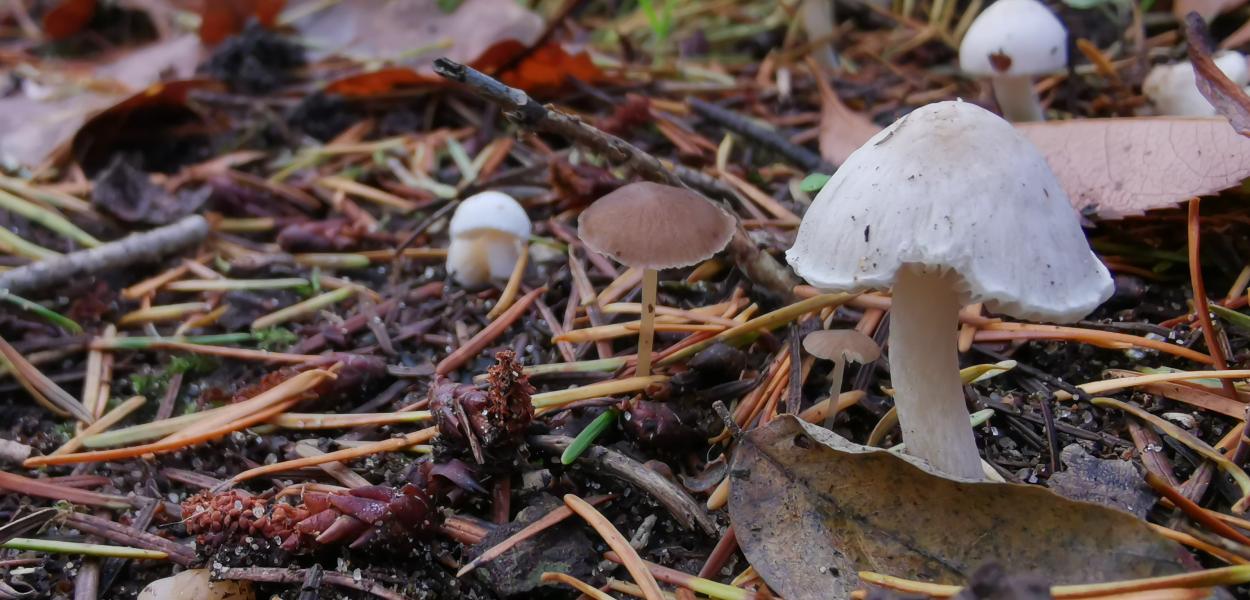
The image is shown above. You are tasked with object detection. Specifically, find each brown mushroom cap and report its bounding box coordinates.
[803,329,881,364]
[578,182,736,270]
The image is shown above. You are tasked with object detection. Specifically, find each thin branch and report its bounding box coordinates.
[0,215,209,297]
[433,58,798,299]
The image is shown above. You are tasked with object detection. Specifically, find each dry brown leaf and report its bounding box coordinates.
[94,34,204,91]
[815,77,879,166]
[0,89,118,168]
[0,34,205,168]
[1016,117,1250,217]
[290,0,544,68]
[729,416,1190,600]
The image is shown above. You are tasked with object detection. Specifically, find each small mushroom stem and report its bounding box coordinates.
[636,268,659,378]
[888,267,983,480]
[990,76,1044,122]
[822,357,846,429]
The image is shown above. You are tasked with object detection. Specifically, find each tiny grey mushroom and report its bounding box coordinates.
[803,329,881,365]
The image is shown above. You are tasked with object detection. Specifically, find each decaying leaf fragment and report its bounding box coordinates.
[1016,118,1250,217]
[728,416,1190,600]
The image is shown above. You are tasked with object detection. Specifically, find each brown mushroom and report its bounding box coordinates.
[803,329,880,427]
[578,182,736,377]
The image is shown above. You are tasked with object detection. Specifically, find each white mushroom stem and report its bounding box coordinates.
[822,356,846,429]
[990,75,1044,122]
[888,267,984,480]
[636,268,659,378]
[800,0,839,71]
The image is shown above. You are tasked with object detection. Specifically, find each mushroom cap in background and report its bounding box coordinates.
[137,569,253,600]
[1143,51,1249,117]
[785,100,1113,323]
[578,182,736,270]
[449,190,532,240]
[959,0,1068,77]
[803,329,881,364]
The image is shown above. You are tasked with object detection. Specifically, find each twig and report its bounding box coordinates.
[688,97,833,173]
[530,435,718,535]
[60,511,194,565]
[216,566,406,600]
[0,215,209,297]
[0,471,133,510]
[433,58,798,299]
[224,427,437,487]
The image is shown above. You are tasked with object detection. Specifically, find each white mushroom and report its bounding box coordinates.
[445,191,532,288]
[1142,51,1250,117]
[959,0,1068,122]
[786,100,1113,479]
[137,569,253,600]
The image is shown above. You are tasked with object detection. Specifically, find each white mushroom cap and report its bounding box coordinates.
[959,0,1068,77]
[448,191,533,240]
[1143,51,1250,117]
[786,100,1113,323]
[446,191,532,288]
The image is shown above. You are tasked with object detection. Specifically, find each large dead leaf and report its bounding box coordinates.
[290,0,543,67]
[93,34,204,91]
[729,416,1189,600]
[1016,117,1250,217]
[0,35,205,168]
[297,0,598,96]
[816,77,879,166]
[325,40,602,97]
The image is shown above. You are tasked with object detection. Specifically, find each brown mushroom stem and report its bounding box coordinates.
[822,357,845,429]
[990,76,1044,122]
[888,267,984,480]
[636,268,659,378]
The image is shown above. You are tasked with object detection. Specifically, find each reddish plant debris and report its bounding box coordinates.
[276,219,375,253]
[199,0,286,45]
[182,484,435,551]
[182,489,308,547]
[597,94,653,137]
[431,350,534,463]
[42,0,96,40]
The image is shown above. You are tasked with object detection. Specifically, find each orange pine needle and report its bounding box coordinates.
[1188,198,1238,397]
[437,287,545,375]
[563,494,665,600]
[976,323,1214,364]
[24,397,303,467]
[459,495,613,577]
[228,427,437,485]
[541,573,617,599]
